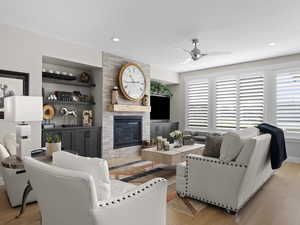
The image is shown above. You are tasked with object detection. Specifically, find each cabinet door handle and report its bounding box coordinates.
[85,131,91,138]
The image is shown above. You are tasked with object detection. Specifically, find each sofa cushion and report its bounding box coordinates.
[237,127,260,138]
[53,151,111,201]
[236,138,256,165]
[220,127,259,163]
[203,135,223,158]
[3,133,16,155]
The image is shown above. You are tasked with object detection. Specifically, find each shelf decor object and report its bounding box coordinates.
[4,96,43,160]
[107,104,151,112]
[111,86,119,105]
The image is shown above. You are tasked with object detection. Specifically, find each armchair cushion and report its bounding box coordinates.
[111,179,136,198]
[53,151,111,201]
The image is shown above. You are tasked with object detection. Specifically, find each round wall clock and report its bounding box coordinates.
[118,63,146,101]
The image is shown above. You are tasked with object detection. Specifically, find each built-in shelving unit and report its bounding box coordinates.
[42,55,102,128]
[43,76,96,88]
[44,100,96,106]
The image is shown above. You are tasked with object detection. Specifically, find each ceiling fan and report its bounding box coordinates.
[181,38,231,64]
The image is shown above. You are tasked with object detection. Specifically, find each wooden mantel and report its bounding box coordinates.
[107,104,151,112]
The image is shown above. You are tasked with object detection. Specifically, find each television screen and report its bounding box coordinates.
[150,96,170,120]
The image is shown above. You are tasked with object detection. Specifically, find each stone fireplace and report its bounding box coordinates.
[114,116,142,149]
[101,52,150,159]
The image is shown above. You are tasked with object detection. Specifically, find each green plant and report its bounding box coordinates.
[46,135,61,143]
[151,81,173,96]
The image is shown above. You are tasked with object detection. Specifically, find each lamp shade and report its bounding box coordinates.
[4,96,43,122]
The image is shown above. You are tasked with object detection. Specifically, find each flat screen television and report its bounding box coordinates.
[150,95,170,120]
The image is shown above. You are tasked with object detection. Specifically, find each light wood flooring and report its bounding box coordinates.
[1,159,300,225]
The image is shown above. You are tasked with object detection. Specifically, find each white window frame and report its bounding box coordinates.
[183,61,300,139]
[184,78,210,131]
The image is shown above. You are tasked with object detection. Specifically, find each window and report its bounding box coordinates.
[239,75,264,128]
[216,78,237,130]
[277,72,300,133]
[186,79,209,129]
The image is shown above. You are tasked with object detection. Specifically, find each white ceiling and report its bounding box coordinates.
[1,0,300,73]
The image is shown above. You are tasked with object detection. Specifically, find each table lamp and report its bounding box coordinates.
[4,96,43,160]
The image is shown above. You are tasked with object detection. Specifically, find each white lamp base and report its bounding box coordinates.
[16,123,32,160]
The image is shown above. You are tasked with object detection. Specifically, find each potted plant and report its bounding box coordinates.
[46,135,62,157]
[170,130,183,148]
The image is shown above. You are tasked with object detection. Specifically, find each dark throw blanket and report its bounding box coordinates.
[257,123,287,169]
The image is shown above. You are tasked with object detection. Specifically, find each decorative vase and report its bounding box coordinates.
[174,138,183,148]
[46,142,62,157]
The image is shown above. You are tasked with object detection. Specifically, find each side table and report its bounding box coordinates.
[1,153,51,218]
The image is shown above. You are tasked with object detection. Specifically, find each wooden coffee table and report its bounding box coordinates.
[141,144,205,166]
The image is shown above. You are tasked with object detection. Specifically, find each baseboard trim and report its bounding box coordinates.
[287,157,300,163]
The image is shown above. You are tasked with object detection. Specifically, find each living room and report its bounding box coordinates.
[0,1,300,225]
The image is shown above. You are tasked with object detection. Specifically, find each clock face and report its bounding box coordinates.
[119,64,146,101]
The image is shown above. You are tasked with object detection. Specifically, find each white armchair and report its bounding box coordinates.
[176,133,273,212]
[0,134,36,207]
[24,154,168,225]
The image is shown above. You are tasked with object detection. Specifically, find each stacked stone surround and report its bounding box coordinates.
[101,52,150,159]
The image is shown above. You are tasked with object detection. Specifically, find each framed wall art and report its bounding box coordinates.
[0,69,29,119]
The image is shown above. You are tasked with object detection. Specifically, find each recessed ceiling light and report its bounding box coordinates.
[111,37,120,42]
[268,42,276,46]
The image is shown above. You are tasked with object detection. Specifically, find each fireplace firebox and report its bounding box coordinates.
[114,116,142,149]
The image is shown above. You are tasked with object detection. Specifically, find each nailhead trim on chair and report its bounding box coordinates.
[182,154,240,212]
[98,178,167,207]
[186,155,247,168]
[183,193,239,212]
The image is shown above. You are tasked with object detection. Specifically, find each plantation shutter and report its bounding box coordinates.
[239,74,264,128]
[216,78,237,129]
[186,80,209,128]
[277,72,300,133]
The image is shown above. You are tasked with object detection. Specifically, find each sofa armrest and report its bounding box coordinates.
[93,178,168,225]
[185,154,247,210]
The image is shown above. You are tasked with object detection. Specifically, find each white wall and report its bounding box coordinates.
[172,53,300,160]
[151,66,179,84]
[0,24,102,149]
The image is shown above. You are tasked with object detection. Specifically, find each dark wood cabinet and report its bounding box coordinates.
[42,127,101,158]
[150,121,179,141]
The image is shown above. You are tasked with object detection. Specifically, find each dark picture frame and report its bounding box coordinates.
[0,69,29,119]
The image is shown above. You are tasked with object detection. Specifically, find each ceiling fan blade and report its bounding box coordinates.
[182,48,192,55]
[203,51,232,56]
[180,57,193,65]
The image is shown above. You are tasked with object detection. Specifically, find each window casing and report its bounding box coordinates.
[186,79,209,129]
[185,73,264,131]
[277,72,300,133]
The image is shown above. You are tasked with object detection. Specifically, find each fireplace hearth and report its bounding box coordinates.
[114,116,142,149]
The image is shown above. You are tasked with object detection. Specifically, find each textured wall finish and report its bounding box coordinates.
[102,52,150,159]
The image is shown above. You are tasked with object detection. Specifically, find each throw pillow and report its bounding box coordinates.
[219,132,245,162]
[203,135,223,158]
[219,127,260,163]
[53,151,111,201]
